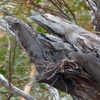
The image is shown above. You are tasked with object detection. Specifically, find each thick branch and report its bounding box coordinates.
[2,14,100,100]
[0,74,36,100]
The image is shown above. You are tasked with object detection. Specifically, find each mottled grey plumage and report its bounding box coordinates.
[4,15,100,100]
[30,12,100,53]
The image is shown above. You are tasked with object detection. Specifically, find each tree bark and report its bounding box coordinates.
[3,11,100,100]
[0,74,36,100]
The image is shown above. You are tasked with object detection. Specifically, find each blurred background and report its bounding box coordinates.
[0,0,93,100]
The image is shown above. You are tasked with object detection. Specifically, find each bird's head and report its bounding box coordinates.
[30,12,70,35]
[5,16,21,33]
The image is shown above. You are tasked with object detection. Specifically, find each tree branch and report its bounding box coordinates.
[0,74,36,100]
[1,13,100,99]
[4,15,100,99]
[0,16,16,37]
[0,16,61,100]
[45,84,61,100]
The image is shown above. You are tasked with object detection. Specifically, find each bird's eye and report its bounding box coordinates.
[45,15,48,18]
[44,14,50,18]
[11,21,20,28]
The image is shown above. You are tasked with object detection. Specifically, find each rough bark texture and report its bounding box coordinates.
[4,10,100,100]
[0,1,100,100]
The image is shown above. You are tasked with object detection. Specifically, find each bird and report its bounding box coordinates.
[4,14,100,100]
[30,12,100,87]
[30,12,100,53]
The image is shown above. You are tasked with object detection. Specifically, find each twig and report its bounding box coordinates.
[7,38,13,100]
[62,0,76,21]
[49,0,71,20]
[12,39,17,67]
[51,75,59,86]
[47,68,59,80]
[60,75,67,92]
[7,37,17,100]
[86,0,96,14]
[0,74,36,100]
